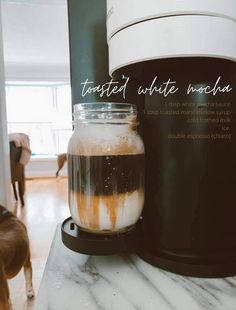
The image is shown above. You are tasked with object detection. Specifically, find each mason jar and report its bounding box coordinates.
[67,102,145,234]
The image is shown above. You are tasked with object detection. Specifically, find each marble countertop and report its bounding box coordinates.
[34,226,236,310]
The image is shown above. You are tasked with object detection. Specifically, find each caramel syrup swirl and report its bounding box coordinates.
[74,190,144,232]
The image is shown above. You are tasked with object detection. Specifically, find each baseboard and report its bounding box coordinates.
[25,156,67,178]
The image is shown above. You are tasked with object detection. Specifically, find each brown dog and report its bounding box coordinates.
[0,205,34,310]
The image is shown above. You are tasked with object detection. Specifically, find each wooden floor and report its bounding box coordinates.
[8,178,70,310]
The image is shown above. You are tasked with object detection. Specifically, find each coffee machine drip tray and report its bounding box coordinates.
[61,217,137,255]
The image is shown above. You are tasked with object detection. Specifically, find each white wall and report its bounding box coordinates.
[1,0,70,82]
[0,5,11,208]
[25,156,67,178]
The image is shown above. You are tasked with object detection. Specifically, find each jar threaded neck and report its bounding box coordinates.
[73,102,138,125]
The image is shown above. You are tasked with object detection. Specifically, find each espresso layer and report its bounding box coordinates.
[68,154,144,196]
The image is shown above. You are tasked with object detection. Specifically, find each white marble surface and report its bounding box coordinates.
[34,226,236,310]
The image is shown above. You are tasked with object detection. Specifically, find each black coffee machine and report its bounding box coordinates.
[62,0,236,277]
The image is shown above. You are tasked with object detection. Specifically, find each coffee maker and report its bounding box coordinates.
[62,0,236,277]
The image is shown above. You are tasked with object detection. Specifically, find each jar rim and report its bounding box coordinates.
[74,102,137,113]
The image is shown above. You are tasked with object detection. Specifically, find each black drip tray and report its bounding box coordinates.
[61,217,137,255]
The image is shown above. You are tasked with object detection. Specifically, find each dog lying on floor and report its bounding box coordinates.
[0,205,34,310]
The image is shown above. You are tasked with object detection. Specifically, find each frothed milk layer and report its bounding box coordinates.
[69,189,144,232]
[68,123,144,156]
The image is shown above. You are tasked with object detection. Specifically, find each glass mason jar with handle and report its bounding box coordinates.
[67,102,145,234]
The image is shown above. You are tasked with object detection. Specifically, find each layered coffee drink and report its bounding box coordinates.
[68,103,144,234]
